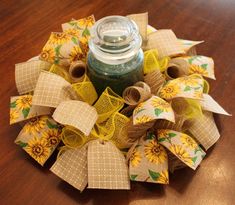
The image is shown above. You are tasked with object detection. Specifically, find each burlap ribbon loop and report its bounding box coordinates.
[122,82,151,106]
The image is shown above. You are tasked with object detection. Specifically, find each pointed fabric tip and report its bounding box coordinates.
[87,140,130,190]
[50,145,88,192]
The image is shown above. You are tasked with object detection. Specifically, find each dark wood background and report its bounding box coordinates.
[0,0,235,204]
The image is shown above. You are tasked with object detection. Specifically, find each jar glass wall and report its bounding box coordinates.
[87,15,144,95]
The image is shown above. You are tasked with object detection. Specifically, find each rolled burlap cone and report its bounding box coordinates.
[122,85,151,106]
[134,81,151,93]
[165,58,189,80]
[144,69,165,95]
[69,60,87,83]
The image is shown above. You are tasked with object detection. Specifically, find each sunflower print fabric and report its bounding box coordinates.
[133,95,175,125]
[129,132,169,184]
[15,116,62,166]
[182,56,215,80]
[158,129,206,170]
[40,32,84,67]
[10,95,51,125]
[158,74,204,100]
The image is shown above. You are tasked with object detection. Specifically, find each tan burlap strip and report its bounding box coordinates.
[50,145,88,192]
[127,12,148,43]
[52,100,98,136]
[188,111,220,150]
[144,69,165,95]
[15,60,51,95]
[32,71,79,108]
[87,140,130,189]
[145,30,185,58]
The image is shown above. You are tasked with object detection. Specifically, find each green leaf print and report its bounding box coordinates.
[155,108,163,116]
[82,27,90,36]
[158,137,166,143]
[168,133,177,138]
[10,101,17,108]
[130,175,138,181]
[148,169,160,181]
[184,86,191,91]
[55,45,62,56]
[46,119,58,129]
[192,156,198,164]
[22,108,30,118]
[201,64,208,70]
[146,132,155,140]
[71,36,78,45]
[16,141,28,148]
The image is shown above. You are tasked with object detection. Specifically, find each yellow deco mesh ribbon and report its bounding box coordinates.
[49,64,72,83]
[144,49,169,74]
[94,87,124,123]
[72,74,98,105]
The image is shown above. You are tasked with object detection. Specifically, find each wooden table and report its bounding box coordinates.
[0,0,235,204]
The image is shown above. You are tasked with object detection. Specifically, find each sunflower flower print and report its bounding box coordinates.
[16,95,32,110]
[180,133,198,150]
[135,115,154,125]
[159,84,180,100]
[23,116,47,135]
[144,140,167,164]
[24,137,50,165]
[41,129,61,148]
[130,148,142,167]
[169,144,193,166]
[189,64,208,76]
[48,32,71,45]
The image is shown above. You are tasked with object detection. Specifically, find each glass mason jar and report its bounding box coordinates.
[87,15,144,95]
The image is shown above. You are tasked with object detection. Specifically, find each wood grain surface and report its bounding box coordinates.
[0,0,235,204]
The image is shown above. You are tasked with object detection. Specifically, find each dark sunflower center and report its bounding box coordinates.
[152,145,161,156]
[32,145,44,156]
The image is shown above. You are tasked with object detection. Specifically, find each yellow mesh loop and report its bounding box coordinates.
[49,64,72,82]
[203,79,210,93]
[61,126,86,148]
[72,74,98,105]
[184,99,203,119]
[94,87,124,123]
[144,49,169,74]
[72,75,97,104]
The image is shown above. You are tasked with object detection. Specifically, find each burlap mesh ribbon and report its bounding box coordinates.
[52,100,98,136]
[50,145,88,192]
[145,30,185,58]
[15,60,51,94]
[87,140,130,189]
[187,111,220,150]
[32,71,79,108]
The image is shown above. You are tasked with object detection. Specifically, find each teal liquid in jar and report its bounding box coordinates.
[87,16,144,95]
